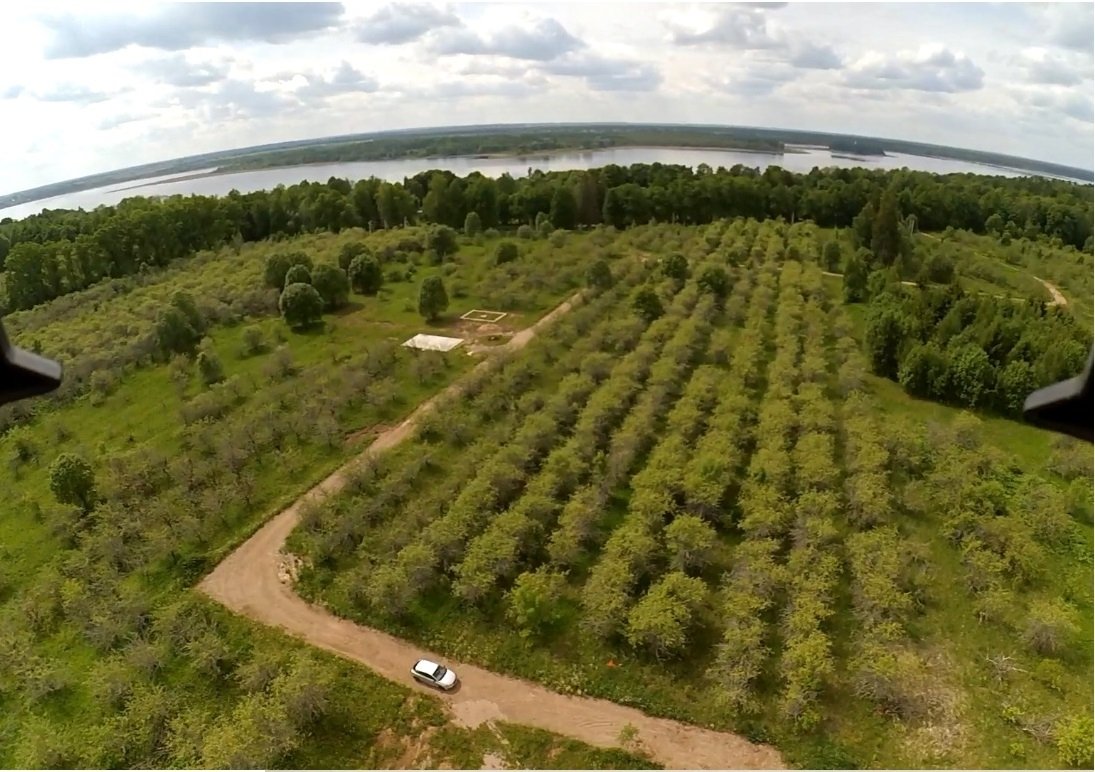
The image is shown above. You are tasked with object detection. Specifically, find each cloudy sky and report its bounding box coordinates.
[1,1,1092,191]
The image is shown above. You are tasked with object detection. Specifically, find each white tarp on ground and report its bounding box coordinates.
[402,333,465,352]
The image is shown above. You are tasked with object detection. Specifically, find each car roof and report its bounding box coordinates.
[414,659,440,672]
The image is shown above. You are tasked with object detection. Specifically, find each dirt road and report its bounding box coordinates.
[823,269,1069,307]
[199,293,784,770]
[1033,276,1068,307]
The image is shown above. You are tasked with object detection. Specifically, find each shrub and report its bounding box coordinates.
[417,276,449,322]
[338,242,369,270]
[495,241,519,265]
[310,264,350,310]
[517,224,534,240]
[284,263,312,288]
[505,569,568,639]
[1023,598,1078,655]
[1055,714,1094,768]
[279,283,324,330]
[425,225,458,259]
[240,326,266,357]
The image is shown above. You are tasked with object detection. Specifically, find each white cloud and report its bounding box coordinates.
[845,44,984,93]
[355,3,460,45]
[0,1,1090,192]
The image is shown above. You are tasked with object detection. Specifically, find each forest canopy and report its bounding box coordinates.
[1,162,1091,313]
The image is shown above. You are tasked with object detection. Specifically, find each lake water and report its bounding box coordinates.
[0,144,1068,221]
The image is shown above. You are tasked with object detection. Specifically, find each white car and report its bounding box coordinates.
[411,658,458,690]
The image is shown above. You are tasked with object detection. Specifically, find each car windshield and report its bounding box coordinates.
[432,665,447,679]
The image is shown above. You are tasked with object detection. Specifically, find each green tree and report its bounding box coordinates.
[348,254,383,295]
[697,265,729,302]
[550,186,578,230]
[898,342,949,399]
[843,250,869,303]
[625,572,707,658]
[284,263,312,288]
[948,343,994,408]
[426,225,458,260]
[494,241,519,265]
[822,240,842,272]
[154,307,201,358]
[49,453,97,512]
[871,187,903,265]
[279,283,324,330]
[505,569,567,638]
[418,276,449,322]
[996,359,1035,415]
[265,252,311,289]
[195,340,225,387]
[586,259,613,291]
[660,252,688,282]
[338,242,368,271]
[865,301,909,379]
[463,211,482,237]
[632,287,663,322]
[921,251,956,283]
[853,200,876,248]
[984,212,1005,235]
[310,264,350,310]
[665,515,717,572]
[516,224,534,240]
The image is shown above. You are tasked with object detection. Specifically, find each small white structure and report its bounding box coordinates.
[461,309,508,323]
[402,333,465,352]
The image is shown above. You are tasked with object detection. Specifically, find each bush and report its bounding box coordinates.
[279,283,324,330]
[631,287,663,322]
[284,264,312,288]
[494,241,519,265]
[196,346,225,387]
[463,211,482,236]
[338,242,369,270]
[1056,714,1094,768]
[425,225,458,259]
[417,276,449,322]
[505,569,568,639]
[310,264,350,310]
[517,224,534,240]
[240,326,266,357]
[1023,598,1078,655]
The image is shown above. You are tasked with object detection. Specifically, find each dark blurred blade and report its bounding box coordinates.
[1023,351,1093,443]
[1,320,63,406]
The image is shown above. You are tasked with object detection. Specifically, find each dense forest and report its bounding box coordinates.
[2,163,1091,316]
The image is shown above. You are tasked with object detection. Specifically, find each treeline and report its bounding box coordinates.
[2,162,1091,312]
[859,275,1090,415]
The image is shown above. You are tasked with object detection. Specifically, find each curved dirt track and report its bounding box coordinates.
[1033,276,1068,307]
[200,294,784,770]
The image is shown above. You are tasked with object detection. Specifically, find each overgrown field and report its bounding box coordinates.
[0,225,651,767]
[289,219,1094,769]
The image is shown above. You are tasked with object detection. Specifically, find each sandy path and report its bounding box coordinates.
[823,269,1069,307]
[199,293,783,770]
[1033,276,1068,306]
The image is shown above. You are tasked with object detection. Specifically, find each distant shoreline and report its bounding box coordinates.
[3,122,1090,212]
[111,143,809,192]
